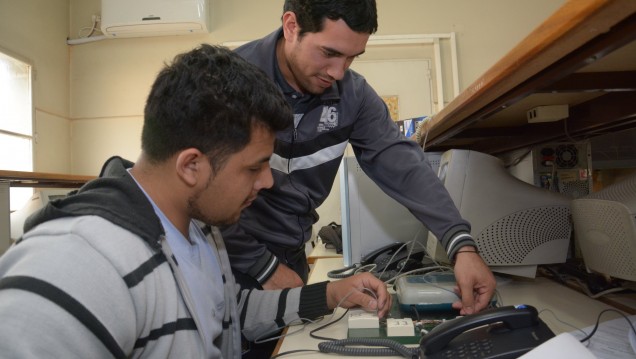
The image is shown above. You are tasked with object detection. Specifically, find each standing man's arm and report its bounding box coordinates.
[349,82,496,313]
[263,263,303,289]
[222,223,304,289]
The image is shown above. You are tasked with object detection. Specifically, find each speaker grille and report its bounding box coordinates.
[573,199,636,280]
[477,207,571,265]
[558,179,590,198]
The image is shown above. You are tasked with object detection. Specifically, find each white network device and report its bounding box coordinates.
[386,318,415,337]
[527,105,569,123]
[395,273,458,313]
[347,309,380,329]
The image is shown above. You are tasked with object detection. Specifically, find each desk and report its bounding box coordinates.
[275,257,626,358]
[0,170,95,253]
[307,241,342,264]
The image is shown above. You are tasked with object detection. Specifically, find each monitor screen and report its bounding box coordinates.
[572,172,636,281]
[339,153,441,267]
[428,149,572,277]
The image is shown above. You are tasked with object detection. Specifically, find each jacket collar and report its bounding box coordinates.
[22,156,165,250]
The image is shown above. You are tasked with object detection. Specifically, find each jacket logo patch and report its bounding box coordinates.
[317,106,338,132]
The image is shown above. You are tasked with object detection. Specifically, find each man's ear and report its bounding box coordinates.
[281,11,299,41]
[175,148,206,187]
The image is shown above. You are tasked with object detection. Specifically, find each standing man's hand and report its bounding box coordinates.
[263,263,304,290]
[451,246,496,315]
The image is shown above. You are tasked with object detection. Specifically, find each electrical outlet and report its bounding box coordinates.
[386,318,414,337]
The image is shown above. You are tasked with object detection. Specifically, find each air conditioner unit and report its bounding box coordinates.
[101,0,209,38]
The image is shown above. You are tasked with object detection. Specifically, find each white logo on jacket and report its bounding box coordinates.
[317,106,338,132]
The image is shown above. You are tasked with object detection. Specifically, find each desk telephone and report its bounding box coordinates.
[361,242,426,273]
[419,305,555,359]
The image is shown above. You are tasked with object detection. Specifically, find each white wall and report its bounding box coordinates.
[66,0,565,175]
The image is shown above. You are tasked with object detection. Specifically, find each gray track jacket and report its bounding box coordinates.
[0,156,330,358]
[223,28,476,284]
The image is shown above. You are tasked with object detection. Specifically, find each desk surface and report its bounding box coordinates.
[276,257,625,358]
[307,242,342,264]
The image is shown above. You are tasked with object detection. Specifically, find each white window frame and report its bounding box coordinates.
[0,48,35,211]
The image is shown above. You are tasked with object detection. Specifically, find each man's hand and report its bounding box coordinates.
[326,273,392,318]
[262,263,304,290]
[451,246,497,315]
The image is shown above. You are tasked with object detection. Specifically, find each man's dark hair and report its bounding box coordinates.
[283,0,378,36]
[142,44,292,172]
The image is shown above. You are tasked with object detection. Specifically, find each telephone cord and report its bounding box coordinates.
[317,338,419,358]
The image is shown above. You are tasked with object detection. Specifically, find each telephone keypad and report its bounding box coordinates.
[443,339,493,358]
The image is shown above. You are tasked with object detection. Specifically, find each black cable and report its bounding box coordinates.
[272,309,352,357]
[309,309,349,341]
[579,308,636,343]
[270,349,320,358]
[411,304,421,321]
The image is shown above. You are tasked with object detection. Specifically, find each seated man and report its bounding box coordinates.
[0,44,390,358]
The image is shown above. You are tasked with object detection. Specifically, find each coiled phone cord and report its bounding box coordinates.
[318,338,419,358]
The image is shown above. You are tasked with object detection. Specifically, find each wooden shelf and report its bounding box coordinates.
[0,170,95,188]
[422,0,636,155]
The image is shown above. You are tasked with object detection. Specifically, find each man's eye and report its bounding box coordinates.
[324,50,337,57]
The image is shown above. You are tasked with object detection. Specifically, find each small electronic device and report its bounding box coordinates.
[419,305,555,359]
[347,309,380,330]
[395,273,458,313]
[386,318,415,337]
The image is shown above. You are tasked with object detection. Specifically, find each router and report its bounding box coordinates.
[395,273,459,313]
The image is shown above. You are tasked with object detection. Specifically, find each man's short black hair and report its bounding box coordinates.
[283,0,378,36]
[142,44,292,172]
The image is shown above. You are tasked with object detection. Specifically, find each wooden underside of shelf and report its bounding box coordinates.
[0,170,95,188]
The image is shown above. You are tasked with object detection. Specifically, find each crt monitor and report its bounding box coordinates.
[339,153,442,267]
[572,172,636,281]
[427,149,572,278]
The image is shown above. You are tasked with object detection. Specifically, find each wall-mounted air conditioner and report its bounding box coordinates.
[101,0,209,38]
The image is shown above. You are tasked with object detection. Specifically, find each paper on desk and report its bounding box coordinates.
[519,333,596,359]
[569,314,636,359]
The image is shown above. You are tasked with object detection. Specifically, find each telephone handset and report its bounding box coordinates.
[360,242,426,273]
[419,305,555,359]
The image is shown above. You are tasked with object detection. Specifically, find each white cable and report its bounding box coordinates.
[67,35,108,45]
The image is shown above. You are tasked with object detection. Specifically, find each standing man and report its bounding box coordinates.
[224,0,496,315]
[0,44,391,358]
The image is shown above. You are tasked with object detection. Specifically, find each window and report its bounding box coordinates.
[0,50,34,210]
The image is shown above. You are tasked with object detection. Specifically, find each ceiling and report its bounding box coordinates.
[422,2,636,158]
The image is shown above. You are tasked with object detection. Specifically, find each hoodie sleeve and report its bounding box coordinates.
[236,281,330,341]
[348,81,477,259]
